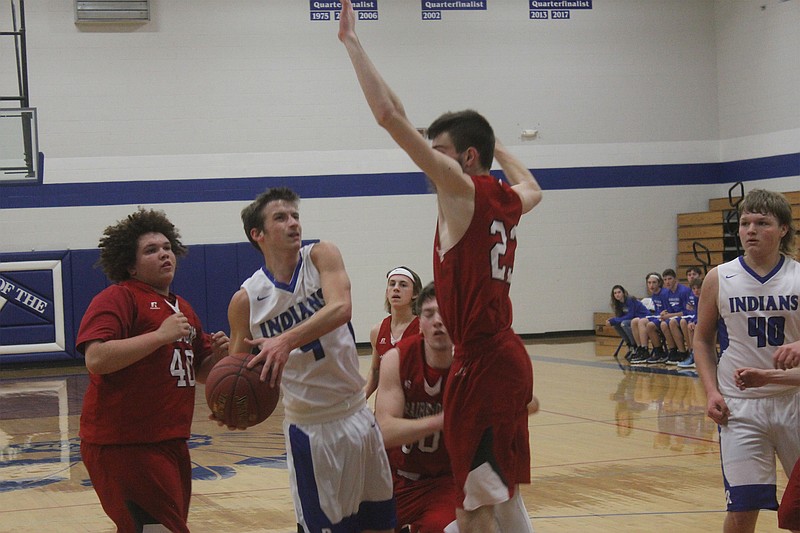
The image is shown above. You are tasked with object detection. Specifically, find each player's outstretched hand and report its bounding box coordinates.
[338,0,356,43]
[209,331,230,360]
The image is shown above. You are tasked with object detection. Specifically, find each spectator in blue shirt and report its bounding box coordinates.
[658,268,694,364]
[606,285,649,361]
[631,272,670,365]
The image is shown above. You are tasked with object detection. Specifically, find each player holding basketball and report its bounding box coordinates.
[694,189,800,533]
[226,187,396,532]
[365,266,422,400]
[77,208,229,533]
[338,1,542,530]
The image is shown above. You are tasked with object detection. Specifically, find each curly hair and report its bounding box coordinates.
[96,208,187,282]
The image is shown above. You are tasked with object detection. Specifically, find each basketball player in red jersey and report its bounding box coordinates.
[339,2,543,530]
[365,266,422,400]
[375,282,457,532]
[77,208,229,532]
[377,284,541,533]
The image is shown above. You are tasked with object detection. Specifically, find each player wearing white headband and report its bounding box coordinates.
[365,266,423,400]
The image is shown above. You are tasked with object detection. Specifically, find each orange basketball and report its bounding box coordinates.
[205,352,280,429]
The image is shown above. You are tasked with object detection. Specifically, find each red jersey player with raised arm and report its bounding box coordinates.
[339,1,543,529]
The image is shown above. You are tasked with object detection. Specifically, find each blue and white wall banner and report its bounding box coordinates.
[310,0,379,22]
[0,259,65,357]
[421,0,487,21]
[530,0,592,20]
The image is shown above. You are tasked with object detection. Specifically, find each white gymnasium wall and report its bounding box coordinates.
[27,0,720,161]
[2,1,799,341]
[714,0,800,139]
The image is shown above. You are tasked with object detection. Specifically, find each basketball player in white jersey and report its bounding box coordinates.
[225,187,396,532]
[694,189,800,533]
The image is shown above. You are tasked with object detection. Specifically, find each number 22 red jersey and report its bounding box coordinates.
[433,175,522,346]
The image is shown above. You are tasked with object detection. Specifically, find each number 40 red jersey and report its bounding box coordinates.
[77,278,212,445]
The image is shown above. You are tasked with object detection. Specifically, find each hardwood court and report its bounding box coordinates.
[0,339,791,532]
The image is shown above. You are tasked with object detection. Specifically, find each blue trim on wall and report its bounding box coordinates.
[1,152,797,209]
[720,152,800,183]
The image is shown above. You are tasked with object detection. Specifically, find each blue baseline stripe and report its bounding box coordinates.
[1,152,797,209]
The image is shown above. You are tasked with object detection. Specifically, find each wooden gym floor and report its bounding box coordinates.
[0,338,791,532]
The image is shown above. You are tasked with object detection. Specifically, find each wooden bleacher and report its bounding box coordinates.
[676,190,800,274]
[595,189,800,356]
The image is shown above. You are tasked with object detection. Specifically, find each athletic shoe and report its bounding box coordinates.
[630,347,650,365]
[646,348,668,364]
[665,349,678,365]
[677,353,695,369]
[667,350,686,365]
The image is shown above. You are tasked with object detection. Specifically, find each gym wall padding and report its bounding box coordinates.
[0,243,264,364]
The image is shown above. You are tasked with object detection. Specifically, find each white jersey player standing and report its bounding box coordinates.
[223,187,396,533]
[694,189,800,533]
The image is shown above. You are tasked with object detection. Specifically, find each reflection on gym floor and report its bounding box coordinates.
[611,366,716,454]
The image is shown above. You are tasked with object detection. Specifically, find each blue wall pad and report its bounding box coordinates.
[0,243,266,365]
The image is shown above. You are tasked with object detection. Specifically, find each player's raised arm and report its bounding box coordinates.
[337,0,470,199]
[494,140,542,214]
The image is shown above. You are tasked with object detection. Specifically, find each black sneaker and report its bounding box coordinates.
[666,349,685,365]
[646,348,668,364]
[630,347,650,365]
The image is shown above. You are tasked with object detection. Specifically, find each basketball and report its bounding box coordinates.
[205,352,280,429]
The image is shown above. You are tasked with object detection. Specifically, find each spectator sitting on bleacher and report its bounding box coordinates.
[606,285,649,361]
[658,268,694,364]
[667,267,702,366]
[685,266,703,284]
[630,272,669,365]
